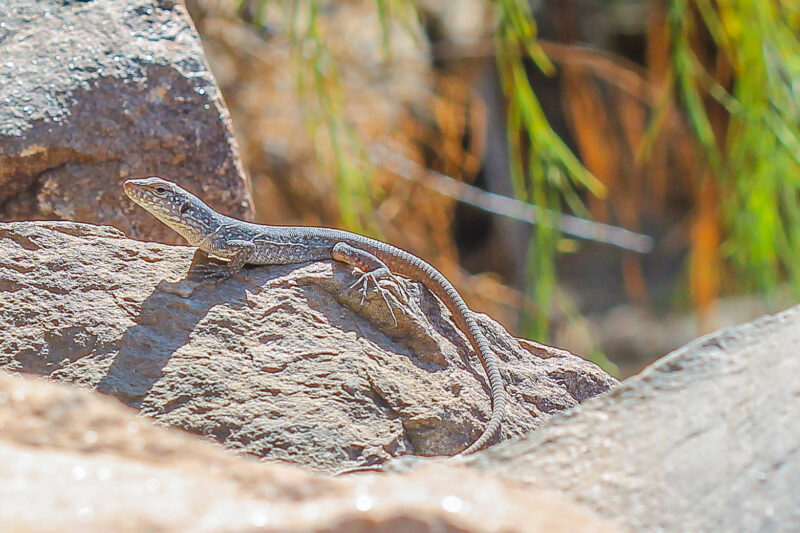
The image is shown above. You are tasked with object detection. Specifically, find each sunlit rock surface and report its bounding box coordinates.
[0,364,621,532]
[0,0,251,241]
[3,222,797,530]
[0,221,617,472]
[470,305,800,531]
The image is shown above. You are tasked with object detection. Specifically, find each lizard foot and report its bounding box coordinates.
[347,267,406,325]
[189,262,234,282]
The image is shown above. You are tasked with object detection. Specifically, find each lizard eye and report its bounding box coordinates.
[154,185,168,195]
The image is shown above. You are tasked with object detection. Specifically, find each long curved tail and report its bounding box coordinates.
[367,242,508,454]
[458,322,506,454]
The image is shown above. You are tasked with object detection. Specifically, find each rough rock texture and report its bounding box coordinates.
[0,0,252,241]
[0,371,623,533]
[0,221,617,472]
[469,305,800,531]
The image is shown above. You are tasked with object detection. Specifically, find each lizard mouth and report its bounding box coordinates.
[123,179,148,203]
[123,178,158,205]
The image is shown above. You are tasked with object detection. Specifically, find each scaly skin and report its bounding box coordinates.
[124,176,507,455]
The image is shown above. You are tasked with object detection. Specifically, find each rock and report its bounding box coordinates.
[470,305,800,531]
[0,221,617,472]
[0,0,252,242]
[0,371,621,532]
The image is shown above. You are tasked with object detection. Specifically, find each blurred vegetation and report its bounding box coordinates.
[236,0,608,340]
[239,0,377,230]
[224,0,800,366]
[666,0,800,307]
[493,0,606,338]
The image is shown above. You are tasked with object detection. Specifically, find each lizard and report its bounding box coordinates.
[123,176,507,455]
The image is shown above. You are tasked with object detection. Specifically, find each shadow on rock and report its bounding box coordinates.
[97,253,250,406]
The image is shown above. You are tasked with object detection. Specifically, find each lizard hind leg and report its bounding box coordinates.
[332,242,408,325]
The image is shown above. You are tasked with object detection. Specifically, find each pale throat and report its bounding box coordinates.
[168,202,222,247]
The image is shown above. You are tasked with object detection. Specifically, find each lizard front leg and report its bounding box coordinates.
[331,242,408,324]
[194,239,257,281]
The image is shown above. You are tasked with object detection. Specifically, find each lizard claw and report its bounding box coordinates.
[347,268,402,326]
[378,277,409,302]
[190,263,232,282]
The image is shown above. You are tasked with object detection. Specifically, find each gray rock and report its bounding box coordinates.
[0,221,617,472]
[470,305,800,531]
[0,371,622,532]
[0,0,252,242]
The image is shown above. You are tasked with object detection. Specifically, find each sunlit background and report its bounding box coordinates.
[185,0,800,377]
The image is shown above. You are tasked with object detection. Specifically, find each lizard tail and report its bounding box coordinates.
[370,244,508,454]
[458,325,507,454]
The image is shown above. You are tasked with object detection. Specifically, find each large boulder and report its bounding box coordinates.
[0,0,252,242]
[0,221,617,472]
[3,224,797,530]
[0,371,621,533]
[469,305,800,531]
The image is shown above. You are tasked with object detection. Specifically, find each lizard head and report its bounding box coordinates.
[124,176,216,244]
